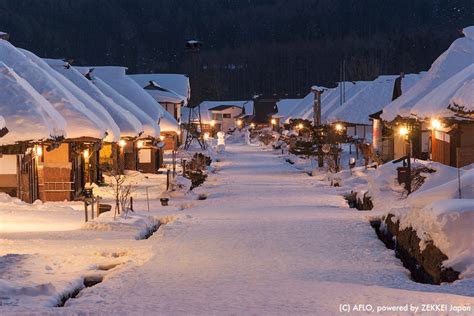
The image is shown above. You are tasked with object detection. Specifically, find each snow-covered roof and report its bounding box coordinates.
[160,111,180,133]
[44,59,143,138]
[82,72,161,138]
[129,73,190,101]
[410,64,474,119]
[0,62,66,145]
[326,74,423,125]
[86,67,165,123]
[381,26,474,121]
[274,99,303,120]
[21,51,121,142]
[182,100,253,124]
[0,40,106,140]
[129,76,187,105]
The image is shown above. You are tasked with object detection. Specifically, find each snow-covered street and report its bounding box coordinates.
[3,143,469,314]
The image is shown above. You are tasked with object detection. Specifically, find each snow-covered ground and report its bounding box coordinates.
[1,143,473,314]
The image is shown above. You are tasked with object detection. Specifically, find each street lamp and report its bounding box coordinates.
[398,124,412,194]
[335,123,344,132]
[431,118,442,130]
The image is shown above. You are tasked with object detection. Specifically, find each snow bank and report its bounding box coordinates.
[0,193,81,232]
[0,40,106,139]
[381,26,474,121]
[88,67,164,123]
[391,199,474,278]
[0,63,66,145]
[408,165,474,208]
[44,59,143,138]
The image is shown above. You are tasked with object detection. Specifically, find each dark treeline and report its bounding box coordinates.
[0,0,472,104]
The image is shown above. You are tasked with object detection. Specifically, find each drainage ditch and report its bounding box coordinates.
[370,216,459,285]
[55,275,104,307]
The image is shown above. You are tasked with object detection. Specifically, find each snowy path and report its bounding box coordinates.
[5,144,472,314]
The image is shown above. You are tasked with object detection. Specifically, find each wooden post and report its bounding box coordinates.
[130,196,134,212]
[96,196,101,218]
[84,201,88,222]
[182,159,187,176]
[146,186,150,212]
[166,169,170,191]
[91,197,95,220]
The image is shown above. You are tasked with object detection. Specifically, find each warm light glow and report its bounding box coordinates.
[35,146,42,157]
[210,120,216,127]
[399,126,409,136]
[203,132,210,140]
[250,123,256,128]
[119,139,127,147]
[335,123,344,131]
[237,119,243,126]
[137,140,144,148]
[431,118,442,130]
[83,149,89,159]
[298,123,304,129]
[177,130,181,136]
[159,135,166,141]
[271,118,277,125]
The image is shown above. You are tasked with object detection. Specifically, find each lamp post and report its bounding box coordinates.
[398,125,412,194]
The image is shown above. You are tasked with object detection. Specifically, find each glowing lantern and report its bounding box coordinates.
[399,126,409,136]
[210,120,216,127]
[83,149,89,159]
[431,118,442,130]
[271,118,277,125]
[237,119,243,127]
[137,140,144,148]
[118,139,127,147]
[335,123,344,132]
[35,145,43,157]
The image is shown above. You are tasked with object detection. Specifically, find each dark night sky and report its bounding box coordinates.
[0,0,472,103]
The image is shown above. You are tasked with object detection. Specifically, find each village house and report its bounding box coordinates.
[272,98,303,126]
[130,74,190,150]
[129,73,190,122]
[45,59,145,174]
[409,64,474,167]
[0,63,66,201]
[0,40,112,202]
[380,26,474,164]
[91,66,168,173]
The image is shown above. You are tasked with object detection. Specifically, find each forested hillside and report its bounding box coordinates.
[0,0,472,102]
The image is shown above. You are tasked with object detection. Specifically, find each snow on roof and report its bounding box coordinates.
[129,76,188,105]
[89,67,164,124]
[326,76,397,124]
[44,59,143,138]
[22,53,121,142]
[0,41,106,140]
[274,99,303,120]
[410,64,474,119]
[381,26,474,121]
[86,74,161,138]
[129,74,190,103]
[0,62,66,145]
[182,100,253,124]
[450,78,474,113]
[285,82,371,124]
[160,110,180,133]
